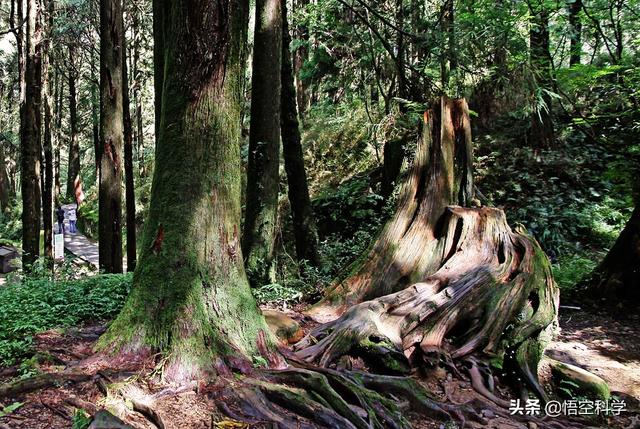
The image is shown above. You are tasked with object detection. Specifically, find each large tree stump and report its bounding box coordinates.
[298,97,559,401]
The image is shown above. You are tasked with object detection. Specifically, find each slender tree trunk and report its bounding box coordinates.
[380,0,408,201]
[243,0,283,286]
[42,0,54,261]
[54,74,63,200]
[440,0,455,87]
[21,0,43,267]
[293,0,309,115]
[66,44,82,202]
[586,206,639,306]
[98,0,274,382]
[0,142,10,211]
[132,5,145,177]
[281,0,321,268]
[568,0,582,66]
[123,36,137,271]
[151,0,163,145]
[527,0,555,148]
[98,0,124,273]
[91,49,100,173]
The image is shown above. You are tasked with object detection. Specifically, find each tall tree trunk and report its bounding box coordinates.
[66,44,82,202]
[293,0,309,115]
[281,0,321,268]
[123,36,137,271]
[21,0,43,267]
[527,0,555,148]
[54,74,63,200]
[243,0,283,287]
[380,0,408,201]
[586,206,639,306]
[132,4,145,177]
[151,0,163,145]
[91,48,100,173]
[568,0,582,66]
[98,0,124,273]
[440,0,455,88]
[98,0,274,382]
[0,142,10,211]
[299,98,559,403]
[42,0,54,261]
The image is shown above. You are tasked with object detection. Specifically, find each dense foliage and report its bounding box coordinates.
[0,273,131,366]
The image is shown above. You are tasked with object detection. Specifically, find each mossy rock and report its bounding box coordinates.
[546,357,611,400]
[263,309,304,344]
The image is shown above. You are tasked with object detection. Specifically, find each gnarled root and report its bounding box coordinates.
[215,366,487,429]
[296,207,559,403]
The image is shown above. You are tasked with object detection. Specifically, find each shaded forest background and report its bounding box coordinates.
[0,0,639,425]
[1,0,637,290]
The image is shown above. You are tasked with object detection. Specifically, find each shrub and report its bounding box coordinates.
[0,273,131,366]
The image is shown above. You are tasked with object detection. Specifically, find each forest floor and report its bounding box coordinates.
[0,304,639,429]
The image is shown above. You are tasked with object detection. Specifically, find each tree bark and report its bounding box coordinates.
[98,0,124,273]
[0,141,10,211]
[568,0,582,66]
[21,0,43,267]
[98,0,275,382]
[299,98,559,402]
[123,36,137,271]
[243,0,282,287]
[293,0,309,115]
[91,48,100,173]
[151,0,163,145]
[54,73,63,200]
[379,0,408,201]
[586,206,639,306]
[439,0,456,88]
[527,0,555,148]
[132,4,145,177]
[42,0,54,261]
[280,0,321,268]
[66,44,82,203]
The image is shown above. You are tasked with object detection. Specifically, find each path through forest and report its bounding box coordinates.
[60,204,126,271]
[60,204,99,268]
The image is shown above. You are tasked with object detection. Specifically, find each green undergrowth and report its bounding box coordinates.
[0,273,131,367]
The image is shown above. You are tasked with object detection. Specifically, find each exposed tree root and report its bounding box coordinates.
[0,371,91,399]
[297,97,560,407]
[214,365,490,429]
[131,398,165,429]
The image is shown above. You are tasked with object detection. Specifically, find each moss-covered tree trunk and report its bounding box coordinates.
[99,0,275,382]
[21,0,43,268]
[586,205,639,306]
[66,44,82,203]
[299,97,559,402]
[280,0,321,268]
[98,0,124,274]
[243,0,282,286]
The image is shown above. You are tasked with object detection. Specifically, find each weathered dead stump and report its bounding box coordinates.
[298,97,560,403]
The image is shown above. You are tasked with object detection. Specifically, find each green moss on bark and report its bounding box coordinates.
[98,0,274,381]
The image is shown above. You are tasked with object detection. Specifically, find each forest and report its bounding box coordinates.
[0,0,638,426]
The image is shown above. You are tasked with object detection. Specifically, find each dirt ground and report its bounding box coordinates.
[0,307,638,429]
